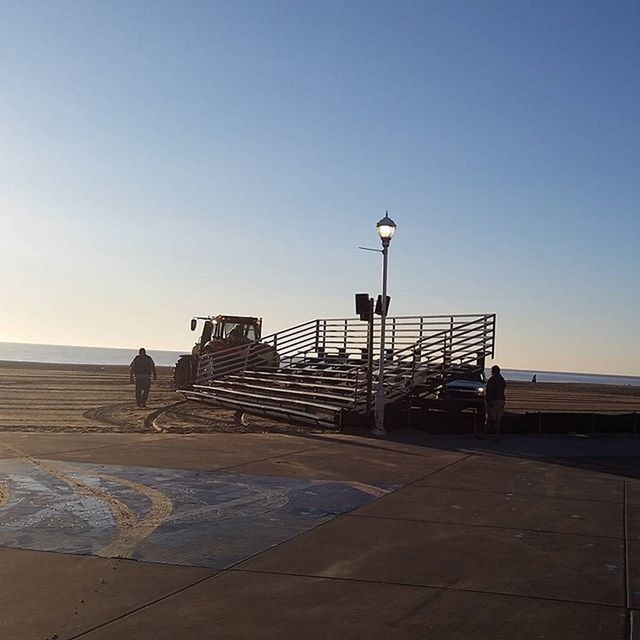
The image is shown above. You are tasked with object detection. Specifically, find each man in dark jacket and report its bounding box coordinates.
[129,348,157,408]
[482,364,506,440]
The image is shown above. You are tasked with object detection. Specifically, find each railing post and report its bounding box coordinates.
[366,298,374,415]
[322,320,327,354]
[444,317,453,372]
[407,344,419,423]
[449,315,454,361]
[353,368,359,411]
[491,314,496,358]
[483,315,488,358]
[242,343,251,373]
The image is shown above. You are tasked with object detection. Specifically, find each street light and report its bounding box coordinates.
[373,212,396,435]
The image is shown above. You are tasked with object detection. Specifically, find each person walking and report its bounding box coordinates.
[129,348,157,408]
[482,364,507,440]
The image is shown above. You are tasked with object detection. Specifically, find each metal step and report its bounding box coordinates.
[184,390,339,428]
[229,369,364,390]
[192,384,346,416]
[215,377,360,405]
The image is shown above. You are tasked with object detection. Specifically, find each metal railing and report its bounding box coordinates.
[190,314,495,419]
[365,314,496,411]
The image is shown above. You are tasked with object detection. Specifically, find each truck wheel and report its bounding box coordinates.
[174,355,194,390]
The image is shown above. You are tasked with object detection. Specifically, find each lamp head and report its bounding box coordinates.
[376,212,397,242]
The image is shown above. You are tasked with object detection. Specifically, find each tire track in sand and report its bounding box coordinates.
[94,471,173,558]
[0,443,173,558]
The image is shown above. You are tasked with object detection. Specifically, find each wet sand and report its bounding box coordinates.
[0,361,639,433]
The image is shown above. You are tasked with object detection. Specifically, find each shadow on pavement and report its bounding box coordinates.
[293,428,640,479]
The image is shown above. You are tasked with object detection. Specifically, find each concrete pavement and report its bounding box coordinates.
[0,431,638,639]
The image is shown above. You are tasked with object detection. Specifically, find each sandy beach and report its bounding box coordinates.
[0,361,316,434]
[1,361,639,434]
[504,380,640,413]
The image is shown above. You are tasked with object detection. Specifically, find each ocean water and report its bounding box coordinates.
[0,342,638,386]
[0,342,184,367]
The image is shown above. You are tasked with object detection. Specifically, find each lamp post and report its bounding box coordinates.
[373,212,397,435]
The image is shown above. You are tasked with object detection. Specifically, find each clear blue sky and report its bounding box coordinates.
[1,0,638,374]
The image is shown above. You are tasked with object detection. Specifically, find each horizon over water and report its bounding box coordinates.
[0,341,184,368]
[0,341,638,387]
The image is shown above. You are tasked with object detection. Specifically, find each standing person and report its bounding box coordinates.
[129,348,157,408]
[482,364,507,440]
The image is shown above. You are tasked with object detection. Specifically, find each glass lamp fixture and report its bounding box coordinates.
[376,212,397,241]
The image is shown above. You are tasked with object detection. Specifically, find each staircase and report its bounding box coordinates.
[179,314,496,428]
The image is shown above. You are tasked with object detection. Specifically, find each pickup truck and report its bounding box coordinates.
[439,373,486,410]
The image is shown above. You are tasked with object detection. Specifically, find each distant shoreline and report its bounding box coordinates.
[501,366,640,383]
[0,360,174,372]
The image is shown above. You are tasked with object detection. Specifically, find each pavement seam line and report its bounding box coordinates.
[199,442,338,473]
[68,569,223,640]
[347,512,625,541]
[421,482,624,504]
[0,433,217,458]
[231,567,625,610]
[624,481,630,611]
[381,481,627,507]
[298,434,460,459]
[408,453,476,484]
[342,453,476,512]
[0,440,162,459]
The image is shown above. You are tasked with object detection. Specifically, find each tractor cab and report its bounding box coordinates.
[217,316,261,343]
[193,315,262,354]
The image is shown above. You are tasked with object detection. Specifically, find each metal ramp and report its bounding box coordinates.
[180,314,496,428]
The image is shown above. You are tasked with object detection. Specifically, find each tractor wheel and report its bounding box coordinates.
[174,355,194,390]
